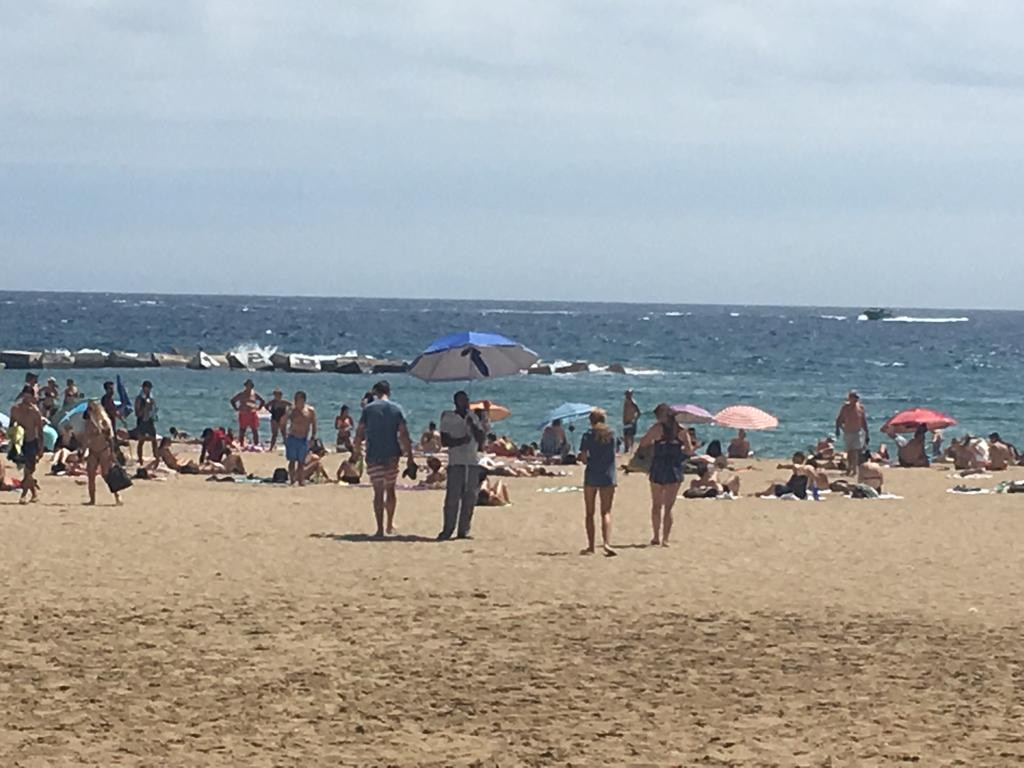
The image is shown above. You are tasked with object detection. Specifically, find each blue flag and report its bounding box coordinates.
[116,375,133,418]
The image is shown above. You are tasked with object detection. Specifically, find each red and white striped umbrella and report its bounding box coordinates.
[713,405,779,431]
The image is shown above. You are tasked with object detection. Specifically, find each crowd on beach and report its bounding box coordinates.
[4,372,1024,555]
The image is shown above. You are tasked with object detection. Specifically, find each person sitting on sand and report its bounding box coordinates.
[814,435,836,464]
[336,456,363,485]
[728,429,751,459]
[759,452,825,499]
[986,433,1017,471]
[684,457,741,498]
[476,472,511,507]
[896,425,930,468]
[150,437,201,474]
[421,456,446,487]
[539,419,569,462]
[950,434,989,472]
[418,422,442,453]
[301,441,330,484]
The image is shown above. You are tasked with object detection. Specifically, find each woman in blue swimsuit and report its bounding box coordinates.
[638,403,694,546]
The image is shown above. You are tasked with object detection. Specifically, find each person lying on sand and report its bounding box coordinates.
[830,451,885,496]
[758,452,827,499]
[476,473,511,507]
[684,458,740,498]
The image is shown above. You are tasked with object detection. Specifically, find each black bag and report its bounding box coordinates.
[271,467,289,484]
[105,464,133,493]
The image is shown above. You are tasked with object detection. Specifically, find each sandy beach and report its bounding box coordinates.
[2,451,1024,767]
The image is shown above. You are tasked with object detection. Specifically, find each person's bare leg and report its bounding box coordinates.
[650,482,662,545]
[253,425,260,447]
[725,476,741,496]
[19,466,32,504]
[661,482,681,545]
[582,485,597,553]
[85,456,98,504]
[599,486,616,555]
[846,449,857,476]
[372,483,386,537]
[384,483,397,534]
[137,439,144,465]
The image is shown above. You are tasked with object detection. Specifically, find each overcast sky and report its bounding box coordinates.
[3,1,1023,308]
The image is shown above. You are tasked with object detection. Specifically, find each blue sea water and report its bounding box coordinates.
[1,291,1021,457]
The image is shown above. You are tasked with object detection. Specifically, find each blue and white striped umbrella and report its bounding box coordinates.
[409,332,538,382]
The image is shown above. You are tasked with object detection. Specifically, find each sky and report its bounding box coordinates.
[2,1,1024,308]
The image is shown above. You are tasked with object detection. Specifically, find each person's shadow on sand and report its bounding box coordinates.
[309,532,436,544]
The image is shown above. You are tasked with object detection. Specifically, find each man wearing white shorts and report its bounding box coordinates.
[835,390,869,476]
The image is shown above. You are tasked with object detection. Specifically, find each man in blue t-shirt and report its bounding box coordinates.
[353,380,415,538]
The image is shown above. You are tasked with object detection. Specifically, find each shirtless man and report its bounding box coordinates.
[285,390,317,486]
[835,391,869,476]
[728,429,751,459]
[896,425,929,468]
[265,389,291,452]
[230,379,266,447]
[622,390,641,453]
[10,385,44,504]
[987,433,1017,471]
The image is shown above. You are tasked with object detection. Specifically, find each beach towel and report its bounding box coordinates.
[759,493,825,502]
[846,492,904,500]
[537,486,583,494]
[946,487,990,495]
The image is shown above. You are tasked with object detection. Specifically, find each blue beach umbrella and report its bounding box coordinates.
[538,402,596,429]
[116,375,133,418]
[409,332,538,382]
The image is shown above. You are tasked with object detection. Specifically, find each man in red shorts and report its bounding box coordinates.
[229,379,266,447]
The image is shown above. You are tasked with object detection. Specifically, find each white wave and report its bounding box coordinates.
[882,315,969,324]
[228,343,278,356]
[622,366,666,376]
[138,300,159,306]
[641,315,651,321]
[664,311,691,317]
[112,299,127,304]
[264,329,273,335]
[819,314,847,321]
[729,312,741,317]
[480,308,575,316]
[866,360,907,368]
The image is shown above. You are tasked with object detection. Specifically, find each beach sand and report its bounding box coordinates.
[2,451,1024,766]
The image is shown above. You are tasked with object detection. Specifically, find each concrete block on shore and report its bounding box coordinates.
[270,353,322,373]
[109,351,157,368]
[186,351,221,370]
[227,350,274,371]
[334,360,365,374]
[74,350,110,368]
[371,360,409,374]
[555,361,589,374]
[209,354,230,368]
[0,350,42,370]
[528,364,553,375]
[606,362,627,374]
[41,350,75,368]
[153,353,189,367]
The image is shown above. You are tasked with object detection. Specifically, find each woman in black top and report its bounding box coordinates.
[638,404,696,546]
[578,408,617,556]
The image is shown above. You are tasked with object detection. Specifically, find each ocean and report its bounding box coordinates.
[1,291,1020,457]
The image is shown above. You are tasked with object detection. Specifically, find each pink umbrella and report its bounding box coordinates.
[671,403,714,424]
[713,405,779,430]
[881,408,956,434]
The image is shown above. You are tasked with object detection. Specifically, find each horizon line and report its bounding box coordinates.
[0,287,1014,314]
